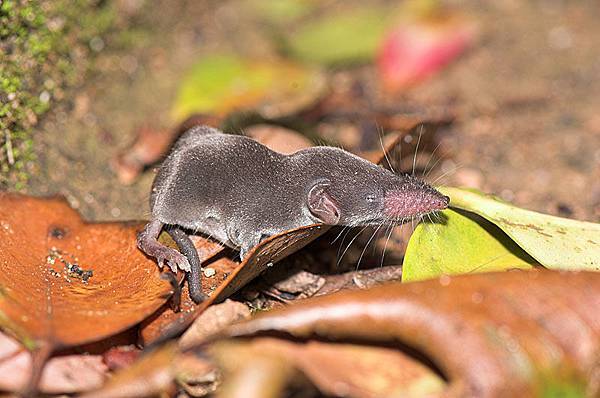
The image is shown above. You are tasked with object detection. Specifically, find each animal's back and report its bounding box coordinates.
[150,128,289,228]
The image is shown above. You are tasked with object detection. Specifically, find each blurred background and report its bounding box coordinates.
[1,0,599,223]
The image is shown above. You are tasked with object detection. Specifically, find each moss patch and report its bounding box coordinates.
[0,0,116,189]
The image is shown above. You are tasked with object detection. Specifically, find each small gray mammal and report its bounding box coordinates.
[137,125,449,303]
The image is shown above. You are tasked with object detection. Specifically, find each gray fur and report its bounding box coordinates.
[137,125,448,297]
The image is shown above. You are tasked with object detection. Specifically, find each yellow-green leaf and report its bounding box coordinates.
[285,7,393,66]
[403,208,535,282]
[439,187,600,272]
[171,54,326,121]
[246,0,317,24]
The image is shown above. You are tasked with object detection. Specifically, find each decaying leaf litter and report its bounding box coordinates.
[80,270,600,398]
[2,1,600,397]
[3,128,599,396]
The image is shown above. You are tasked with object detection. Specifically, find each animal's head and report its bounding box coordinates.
[301,147,449,226]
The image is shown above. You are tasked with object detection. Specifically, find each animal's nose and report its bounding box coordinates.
[383,188,449,218]
[423,191,449,211]
[433,194,450,209]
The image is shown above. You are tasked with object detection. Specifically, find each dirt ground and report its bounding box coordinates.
[28,0,600,224]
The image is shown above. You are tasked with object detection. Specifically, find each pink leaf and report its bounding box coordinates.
[0,332,108,394]
[377,15,475,91]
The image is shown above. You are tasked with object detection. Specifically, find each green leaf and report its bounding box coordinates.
[439,187,600,272]
[171,54,326,121]
[246,0,316,24]
[403,208,535,282]
[285,7,393,66]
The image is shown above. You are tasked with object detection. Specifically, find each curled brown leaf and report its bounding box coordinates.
[220,270,600,398]
[0,193,173,349]
[179,300,251,351]
[210,338,443,398]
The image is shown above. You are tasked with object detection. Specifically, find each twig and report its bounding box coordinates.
[5,130,15,165]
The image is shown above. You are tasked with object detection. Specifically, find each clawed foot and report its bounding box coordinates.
[154,247,191,273]
[137,221,191,273]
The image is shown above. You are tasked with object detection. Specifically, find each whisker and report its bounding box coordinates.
[337,226,369,268]
[331,225,350,244]
[430,163,463,186]
[370,222,386,256]
[335,226,353,262]
[356,223,384,271]
[430,212,438,224]
[412,125,423,176]
[378,127,396,173]
[422,140,442,179]
[434,211,444,223]
[398,217,407,267]
[380,221,395,268]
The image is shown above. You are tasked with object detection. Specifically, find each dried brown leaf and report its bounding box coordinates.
[179,300,251,350]
[0,193,173,348]
[223,270,600,397]
[211,340,299,398]
[316,265,403,296]
[111,114,222,184]
[245,124,313,155]
[111,126,174,185]
[270,270,326,298]
[174,352,220,397]
[295,341,444,398]
[210,338,443,398]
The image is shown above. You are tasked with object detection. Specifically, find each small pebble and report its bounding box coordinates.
[203,267,216,278]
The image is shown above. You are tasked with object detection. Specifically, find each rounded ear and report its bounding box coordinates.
[307,180,341,225]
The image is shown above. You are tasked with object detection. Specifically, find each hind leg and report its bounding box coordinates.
[137,220,191,272]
